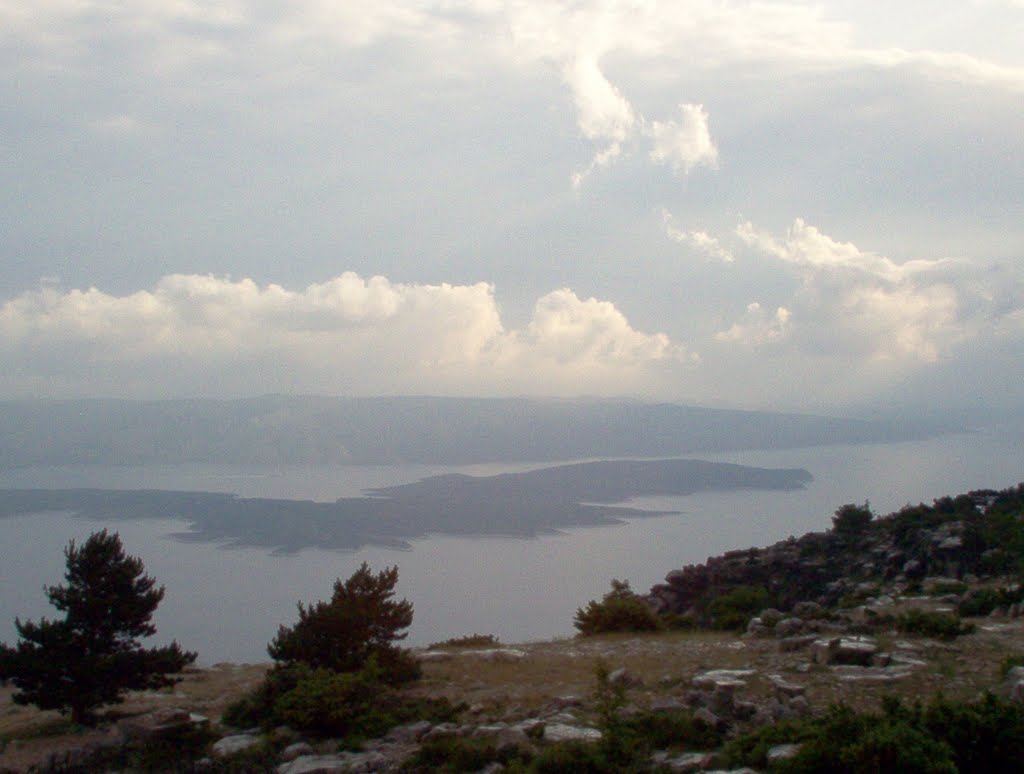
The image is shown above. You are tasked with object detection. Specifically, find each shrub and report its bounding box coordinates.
[405,733,533,773]
[999,654,1024,679]
[722,717,819,769]
[729,702,956,774]
[958,585,1024,617]
[833,502,874,537]
[574,580,661,636]
[224,660,460,743]
[429,633,500,649]
[896,610,974,639]
[706,585,773,631]
[727,695,1024,774]
[620,708,722,752]
[927,580,968,597]
[922,693,1024,772]
[268,562,419,684]
[272,664,384,739]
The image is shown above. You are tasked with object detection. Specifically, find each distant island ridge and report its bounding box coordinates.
[0,459,812,553]
[0,396,950,469]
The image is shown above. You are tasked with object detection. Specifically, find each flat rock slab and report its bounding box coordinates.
[831,665,914,682]
[212,734,260,757]
[277,755,350,774]
[543,723,603,742]
[692,669,755,689]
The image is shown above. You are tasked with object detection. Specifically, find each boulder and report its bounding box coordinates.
[774,617,806,638]
[1005,666,1024,702]
[385,720,432,744]
[118,708,201,743]
[608,667,643,688]
[280,743,315,763]
[778,634,818,653]
[811,636,876,666]
[792,601,825,619]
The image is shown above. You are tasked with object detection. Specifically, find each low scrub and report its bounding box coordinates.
[428,633,500,649]
[725,694,1024,773]
[706,585,774,631]
[896,610,974,640]
[958,585,1024,617]
[574,580,661,636]
[404,733,533,773]
[223,660,459,745]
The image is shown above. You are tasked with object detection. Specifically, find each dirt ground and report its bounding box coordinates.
[3,619,1023,772]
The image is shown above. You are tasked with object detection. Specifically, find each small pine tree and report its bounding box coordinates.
[833,501,874,537]
[268,562,418,683]
[0,530,196,724]
[574,579,662,636]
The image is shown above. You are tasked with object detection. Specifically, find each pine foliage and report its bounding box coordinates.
[0,530,196,724]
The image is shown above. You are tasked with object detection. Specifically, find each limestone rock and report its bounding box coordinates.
[276,754,351,774]
[212,734,260,757]
[767,743,802,764]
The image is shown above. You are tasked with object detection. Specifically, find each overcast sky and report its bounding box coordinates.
[2,1,1022,415]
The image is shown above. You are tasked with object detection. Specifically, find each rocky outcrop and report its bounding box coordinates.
[647,490,1009,622]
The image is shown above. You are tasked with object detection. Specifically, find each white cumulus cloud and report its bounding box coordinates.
[0,273,687,398]
[662,210,734,262]
[726,219,1020,363]
[647,103,718,174]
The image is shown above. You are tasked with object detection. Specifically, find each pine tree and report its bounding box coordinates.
[0,530,196,724]
[268,562,418,683]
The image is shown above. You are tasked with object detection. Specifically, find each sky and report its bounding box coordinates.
[2,1,1023,416]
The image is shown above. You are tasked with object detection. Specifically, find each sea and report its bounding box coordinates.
[1,425,1021,664]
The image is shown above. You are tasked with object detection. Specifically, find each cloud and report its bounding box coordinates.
[716,303,789,345]
[647,104,718,174]
[8,1,1021,191]
[662,210,734,262]
[0,273,686,398]
[725,219,1022,362]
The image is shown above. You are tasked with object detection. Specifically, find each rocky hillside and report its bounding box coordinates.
[646,485,1024,622]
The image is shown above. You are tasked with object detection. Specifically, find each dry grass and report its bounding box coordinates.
[2,619,1023,771]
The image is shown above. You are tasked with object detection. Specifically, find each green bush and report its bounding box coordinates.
[896,610,974,639]
[833,502,874,537]
[706,585,773,631]
[223,660,459,743]
[272,665,383,739]
[574,580,661,636]
[222,664,307,729]
[927,580,968,597]
[999,654,1024,678]
[722,717,819,769]
[428,633,500,649]
[958,585,1024,617]
[405,733,533,773]
[620,708,722,752]
[922,692,1024,772]
[727,694,1024,774]
[529,740,633,774]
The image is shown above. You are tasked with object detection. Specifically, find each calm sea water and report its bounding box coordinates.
[1,427,1021,664]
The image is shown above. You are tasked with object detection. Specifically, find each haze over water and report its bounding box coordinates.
[1,427,1020,664]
